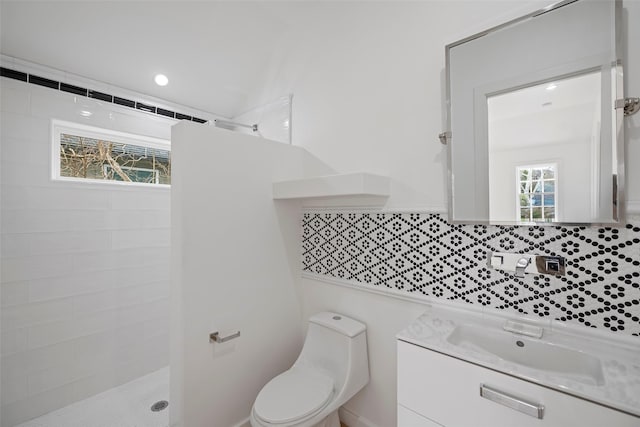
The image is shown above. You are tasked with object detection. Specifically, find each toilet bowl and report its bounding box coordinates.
[250,312,369,427]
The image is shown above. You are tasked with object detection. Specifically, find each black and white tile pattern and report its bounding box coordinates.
[302,211,640,336]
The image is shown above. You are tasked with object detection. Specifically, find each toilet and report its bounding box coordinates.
[250,312,369,427]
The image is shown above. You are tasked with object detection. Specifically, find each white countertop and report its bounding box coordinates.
[397,305,640,417]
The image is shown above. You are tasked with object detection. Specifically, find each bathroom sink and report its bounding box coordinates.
[446,323,605,386]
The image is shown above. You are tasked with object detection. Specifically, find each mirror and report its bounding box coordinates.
[446,0,624,225]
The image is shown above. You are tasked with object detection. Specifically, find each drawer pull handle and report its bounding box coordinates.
[480,384,544,419]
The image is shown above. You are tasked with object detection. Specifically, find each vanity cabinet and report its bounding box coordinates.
[397,405,443,427]
[397,340,639,427]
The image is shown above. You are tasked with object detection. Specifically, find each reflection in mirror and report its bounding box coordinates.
[446,0,623,226]
[488,71,607,223]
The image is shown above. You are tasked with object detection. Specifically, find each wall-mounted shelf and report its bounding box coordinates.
[273,172,390,200]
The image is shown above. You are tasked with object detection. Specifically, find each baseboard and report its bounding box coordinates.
[339,406,380,427]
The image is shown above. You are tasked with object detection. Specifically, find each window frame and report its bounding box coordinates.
[515,163,558,223]
[51,119,171,188]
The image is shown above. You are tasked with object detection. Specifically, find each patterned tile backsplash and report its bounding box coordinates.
[302,211,640,336]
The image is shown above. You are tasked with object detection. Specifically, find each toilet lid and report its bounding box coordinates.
[254,367,334,424]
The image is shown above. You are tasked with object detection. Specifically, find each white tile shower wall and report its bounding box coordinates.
[302,211,640,335]
[0,77,173,427]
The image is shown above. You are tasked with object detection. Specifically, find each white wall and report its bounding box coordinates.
[0,78,172,426]
[240,2,640,427]
[170,123,331,427]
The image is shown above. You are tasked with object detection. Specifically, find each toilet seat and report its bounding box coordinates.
[253,367,334,425]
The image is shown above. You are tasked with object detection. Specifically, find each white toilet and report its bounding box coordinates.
[250,312,369,427]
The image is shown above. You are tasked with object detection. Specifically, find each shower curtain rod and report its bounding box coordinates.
[214,119,258,132]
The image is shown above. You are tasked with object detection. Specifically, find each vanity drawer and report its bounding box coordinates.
[397,340,639,427]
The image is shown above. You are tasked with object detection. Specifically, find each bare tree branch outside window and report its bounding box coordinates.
[60,134,171,185]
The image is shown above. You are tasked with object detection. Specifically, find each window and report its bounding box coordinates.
[517,164,556,222]
[52,120,170,186]
[103,164,160,184]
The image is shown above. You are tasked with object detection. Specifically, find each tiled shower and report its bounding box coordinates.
[0,72,172,426]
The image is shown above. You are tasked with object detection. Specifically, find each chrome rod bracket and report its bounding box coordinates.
[615,97,640,116]
[209,330,241,343]
[438,131,451,145]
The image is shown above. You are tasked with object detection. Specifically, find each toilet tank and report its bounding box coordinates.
[295,312,369,401]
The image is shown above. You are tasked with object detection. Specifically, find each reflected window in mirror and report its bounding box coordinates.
[517,164,556,223]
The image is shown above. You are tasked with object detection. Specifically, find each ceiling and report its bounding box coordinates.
[488,71,602,149]
[1,1,566,120]
[0,1,296,118]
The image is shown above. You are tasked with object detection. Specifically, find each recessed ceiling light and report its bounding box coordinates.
[80,110,93,117]
[546,83,557,91]
[154,74,169,86]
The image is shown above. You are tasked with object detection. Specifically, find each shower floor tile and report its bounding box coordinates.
[15,367,169,427]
